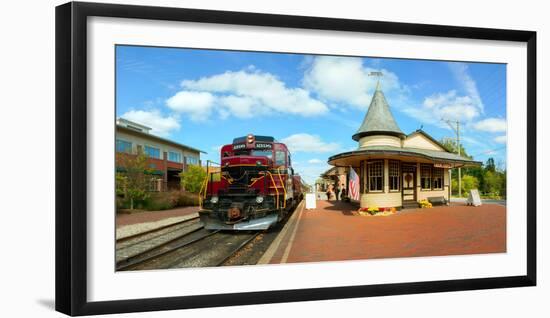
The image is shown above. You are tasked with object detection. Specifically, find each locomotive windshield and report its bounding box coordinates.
[251,150,273,159]
[232,149,273,159]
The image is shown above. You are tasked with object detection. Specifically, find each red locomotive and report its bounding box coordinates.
[199,134,304,230]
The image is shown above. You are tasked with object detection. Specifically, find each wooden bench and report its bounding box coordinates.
[427,196,447,206]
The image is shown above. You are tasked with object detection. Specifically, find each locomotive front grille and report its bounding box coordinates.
[223,166,265,193]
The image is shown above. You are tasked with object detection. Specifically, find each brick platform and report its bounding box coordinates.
[261,199,506,264]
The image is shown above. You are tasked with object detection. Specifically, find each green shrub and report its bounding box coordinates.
[116,196,129,210]
[140,191,200,211]
[177,192,200,207]
[451,175,480,197]
[143,191,179,211]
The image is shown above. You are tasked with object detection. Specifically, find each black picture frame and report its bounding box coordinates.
[55,1,537,316]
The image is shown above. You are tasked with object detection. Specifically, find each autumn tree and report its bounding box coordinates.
[116,153,153,210]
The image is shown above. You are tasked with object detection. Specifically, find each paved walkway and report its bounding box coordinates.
[116,206,199,227]
[261,200,506,264]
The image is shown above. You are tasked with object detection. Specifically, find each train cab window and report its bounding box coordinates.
[275,151,286,166]
[251,150,272,159]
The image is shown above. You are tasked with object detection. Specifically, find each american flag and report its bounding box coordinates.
[348,167,360,201]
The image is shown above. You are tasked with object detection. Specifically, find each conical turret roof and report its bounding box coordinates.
[352,83,405,141]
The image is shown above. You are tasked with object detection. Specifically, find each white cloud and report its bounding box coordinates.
[218,95,256,119]
[494,135,507,144]
[281,133,340,153]
[295,163,332,185]
[302,56,400,109]
[308,158,324,164]
[473,118,507,133]
[448,63,484,113]
[173,69,328,120]
[402,62,486,129]
[120,109,180,137]
[166,91,215,121]
[403,90,481,125]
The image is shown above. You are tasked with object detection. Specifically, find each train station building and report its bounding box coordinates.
[115,118,205,191]
[328,84,480,209]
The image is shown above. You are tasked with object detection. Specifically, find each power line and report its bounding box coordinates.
[471,146,506,158]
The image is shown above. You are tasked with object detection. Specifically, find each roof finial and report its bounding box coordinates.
[369,71,383,91]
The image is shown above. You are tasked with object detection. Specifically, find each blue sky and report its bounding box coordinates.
[116,45,507,185]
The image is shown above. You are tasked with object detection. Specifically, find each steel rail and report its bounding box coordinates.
[116,229,220,271]
[116,215,199,244]
[216,232,262,266]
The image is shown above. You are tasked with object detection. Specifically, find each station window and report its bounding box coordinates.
[144,146,160,159]
[186,156,199,165]
[275,151,286,166]
[421,164,432,190]
[433,167,443,190]
[168,151,181,163]
[368,160,384,192]
[389,160,400,191]
[116,139,132,153]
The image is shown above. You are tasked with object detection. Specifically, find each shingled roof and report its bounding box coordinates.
[352,83,405,141]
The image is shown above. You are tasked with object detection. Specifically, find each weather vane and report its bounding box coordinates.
[369,71,383,89]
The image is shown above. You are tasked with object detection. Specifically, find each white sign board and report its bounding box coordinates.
[467,189,482,206]
[305,193,316,210]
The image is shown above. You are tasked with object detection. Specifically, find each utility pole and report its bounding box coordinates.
[444,119,462,197]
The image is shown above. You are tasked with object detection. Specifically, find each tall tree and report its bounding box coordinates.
[179,165,207,193]
[439,138,472,159]
[485,158,496,172]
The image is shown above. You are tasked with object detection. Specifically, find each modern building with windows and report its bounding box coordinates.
[116,118,205,191]
[328,84,480,209]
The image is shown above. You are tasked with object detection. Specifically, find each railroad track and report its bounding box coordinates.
[116,201,302,271]
[117,228,219,271]
[117,230,263,271]
[116,215,200,244]
[216,231,262,266]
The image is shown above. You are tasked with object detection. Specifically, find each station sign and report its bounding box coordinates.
[255,143,272,149]
[233,143,272,150]
[434,163,453,169]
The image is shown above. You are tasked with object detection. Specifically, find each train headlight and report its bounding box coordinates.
[210,196,219,204]
[256,196,264,204]
[256,160,262,166]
